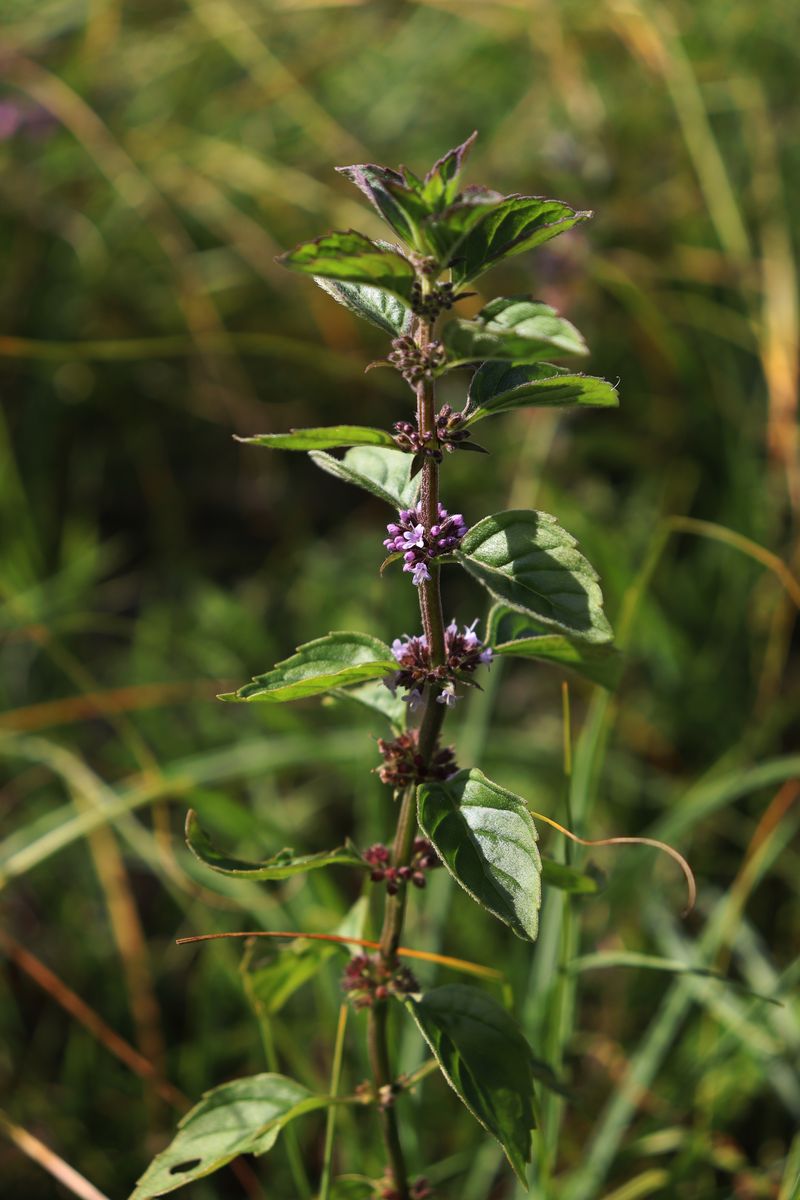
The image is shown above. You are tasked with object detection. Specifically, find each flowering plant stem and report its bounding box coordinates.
[135,133,629,1200]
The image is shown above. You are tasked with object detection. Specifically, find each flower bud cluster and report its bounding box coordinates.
[392,405,472,461]
[383,502,467,587]
[362,838,442,893]
[375,731,457,789]
[383,620,493,708]
[387,336,447,387]
[341,954,419,1010]
[410,278,459,319]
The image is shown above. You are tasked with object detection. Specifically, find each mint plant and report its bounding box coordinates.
[131,133,621,1200]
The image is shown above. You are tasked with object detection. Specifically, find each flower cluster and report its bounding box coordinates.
[386,336,447,387]
[410,278,462,319]
[392,404,473,462]
[384,619,493,708]
[384,503,468,586]
[375,732,457,788]
[341,954,419,1011]
[363,838,442,893]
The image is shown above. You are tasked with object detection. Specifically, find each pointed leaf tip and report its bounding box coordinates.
[185,810,365,880]
[402,984,537,1182]
[417,767,542,941]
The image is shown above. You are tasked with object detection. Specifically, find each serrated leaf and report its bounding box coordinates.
[238,426,396,452]
[421,187,505,263]
[420,130,478,209]
[402,985,537,1183]
[185,810,365,880]
[129,1073,329,1198]
[457,510,613,644]
[336,164,427,243]
[417,768,541,941]
[451,195,590,285]
[463,361,618,425]
[220,632,396,703]
[278,230,415,302]
[493,632,622,689]
[309,446,421,509]
[442,297,588,367]
[243,897,369,1015]
[541,859,604,894]
[313,276,412,336]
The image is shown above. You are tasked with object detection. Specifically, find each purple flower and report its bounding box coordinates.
[384,502,468,587]
[382,620,492,708]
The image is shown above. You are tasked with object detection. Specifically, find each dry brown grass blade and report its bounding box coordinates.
[0,1110,111,1200]
[176,930,505,982]
[530,810,696,917]
[0,681,225,733]
[0,929,186,1110]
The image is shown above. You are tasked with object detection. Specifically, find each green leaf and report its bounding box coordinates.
[457,510,614,644]
[541,859,604,895]
[313,276,412,336]
[421,187,505,263]
[442,297,588,367]
[419,130,478,210]
[309,446,421,509]
[417,767,541,941]
[325,680,407,730]
[278,230,415,302]
[451,195,590,285]
[238,426,396,452]
[185,810,365,880]
[243,898,369,1015]
[220,631,396,703]
[129,1073,329,1198]
[403,985,537,1183]
[336,164,426,243]
[463,361,619,425]
[493,632,622,689]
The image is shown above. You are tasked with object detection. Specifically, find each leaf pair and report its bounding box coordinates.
[130,990,541,1197]
[336,132,588,287]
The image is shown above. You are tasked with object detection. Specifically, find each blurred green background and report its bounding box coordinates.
[1,1,798,1198]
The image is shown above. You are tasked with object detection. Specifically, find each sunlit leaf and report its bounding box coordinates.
[457,510,613,643]
[451,195,590,285]
[325,680,407,730]
[313,276,412,335]
[442,298,588,367]
[238,426,396,452]
[129,1073,329,1198]
[220,632,396,703]
[464,361,618,425]
[309,446,421,509]
[419,130,478,209]
[336,164,426,242]
[403,985,537,1183]
[493,631,622,689]
[417,768,541,941]
[278,230,415,302]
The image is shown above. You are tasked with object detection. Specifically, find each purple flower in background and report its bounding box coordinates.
[384,503,468,587]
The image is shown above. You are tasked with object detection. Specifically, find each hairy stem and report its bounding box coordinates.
[369,305,451,1199]
[368,1002,410,1199]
